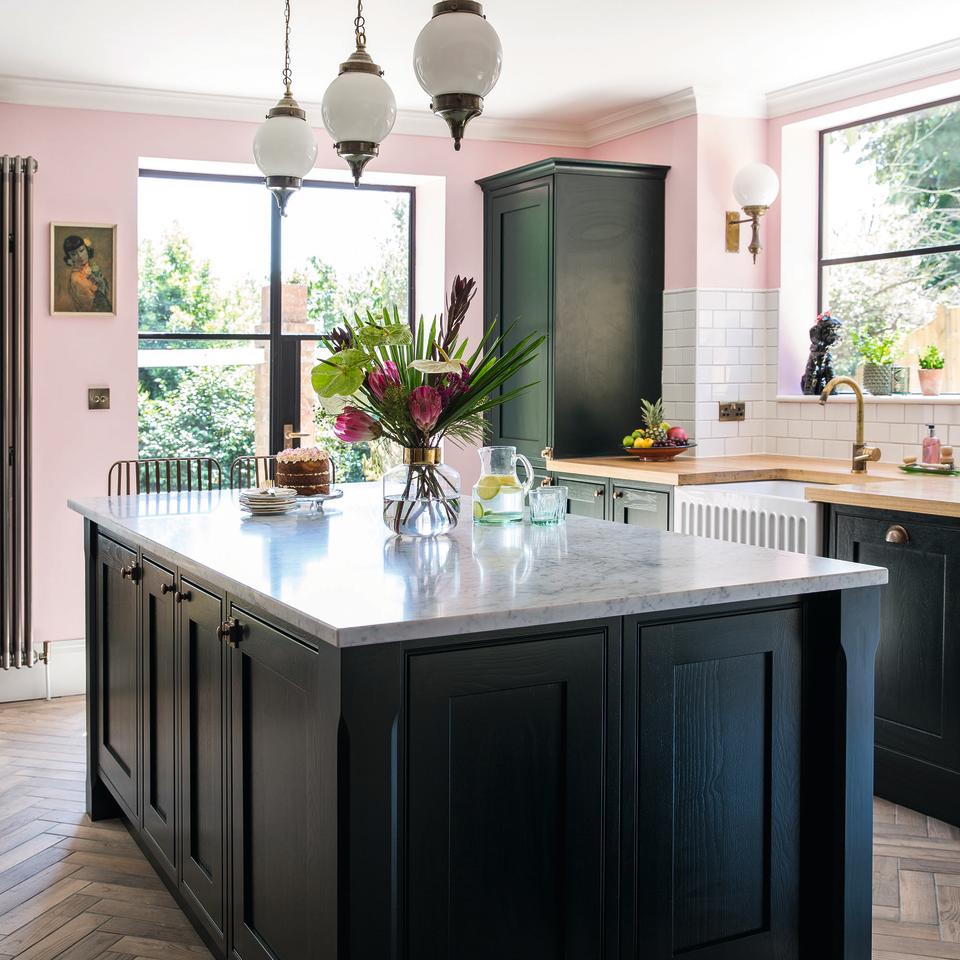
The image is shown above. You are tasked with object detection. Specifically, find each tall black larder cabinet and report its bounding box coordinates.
[479,158,668,468]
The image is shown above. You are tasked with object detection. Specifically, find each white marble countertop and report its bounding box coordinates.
[69,483,886,648]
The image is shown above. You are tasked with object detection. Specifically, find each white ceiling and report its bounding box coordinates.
[3,1,960,125]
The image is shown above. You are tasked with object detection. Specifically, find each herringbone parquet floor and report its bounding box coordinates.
[0,696,957,958]
[0,696,212,960]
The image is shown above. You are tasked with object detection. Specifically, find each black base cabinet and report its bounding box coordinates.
[828,505,960,825]
[84,521,878,960]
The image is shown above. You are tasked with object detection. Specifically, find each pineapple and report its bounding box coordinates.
[641,397,669,445]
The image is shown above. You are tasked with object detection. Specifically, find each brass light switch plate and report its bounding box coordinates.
[719,401,745,422]
[88,387,110,410]
[725,211,741,253]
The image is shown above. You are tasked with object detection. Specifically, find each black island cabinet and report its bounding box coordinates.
[479,159,668,469]
[827,503,960,826]
[80,504,882,960]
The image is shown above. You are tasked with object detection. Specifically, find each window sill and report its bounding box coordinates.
[776,394,960,403]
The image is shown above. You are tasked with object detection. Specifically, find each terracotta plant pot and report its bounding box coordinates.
[918,367,944,397]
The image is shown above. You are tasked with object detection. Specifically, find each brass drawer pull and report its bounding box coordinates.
[613,491,624,499]
[885,525,909,545]
[120,563,139,582]
[175,589,192,603]
[593,489,604,497]
[160,582,174,595]
[540,477,553,486]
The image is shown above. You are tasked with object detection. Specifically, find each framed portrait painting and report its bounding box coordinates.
[50,222,116,316]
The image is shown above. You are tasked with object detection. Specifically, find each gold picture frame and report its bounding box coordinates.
[50,222,116,316]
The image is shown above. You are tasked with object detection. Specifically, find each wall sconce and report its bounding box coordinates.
[725,163,780,263]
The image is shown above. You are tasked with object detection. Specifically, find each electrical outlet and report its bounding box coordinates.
[88,387,110,410]
[719,401,745,422]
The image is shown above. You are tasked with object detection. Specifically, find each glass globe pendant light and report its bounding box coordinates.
[414,1,502,150]
[253,0,318,216]
[321,0,397,186]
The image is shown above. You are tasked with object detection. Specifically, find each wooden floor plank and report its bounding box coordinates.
[0,876,91,935]
[940,885,960,943]
[902,870,941,925]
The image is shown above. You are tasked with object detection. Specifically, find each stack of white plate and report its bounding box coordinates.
[239,487,300,516]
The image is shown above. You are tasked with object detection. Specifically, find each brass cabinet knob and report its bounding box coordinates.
[613,491,624,499]
[885,524,909,544]
[174,589,192,603]
[541,447,554,459]
[540,477,553,486]
[593,489,604,497]
[160,582,174,595]
[120,563,139,582]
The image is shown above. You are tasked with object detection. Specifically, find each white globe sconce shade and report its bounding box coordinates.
[322,48,397,185]
[254,101,318,216]
[733,163,780,208]
[413,1,503,150]
[725,163,780,264]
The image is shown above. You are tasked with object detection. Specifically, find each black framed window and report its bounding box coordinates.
[818,95,960,386]
[137,170,414,477]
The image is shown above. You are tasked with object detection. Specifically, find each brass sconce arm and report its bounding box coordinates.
[725,204,770,264]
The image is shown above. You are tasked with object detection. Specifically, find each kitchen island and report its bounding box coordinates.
[70,484,886,960]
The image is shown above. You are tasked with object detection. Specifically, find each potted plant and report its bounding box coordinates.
[852,330,898,396]
[917,345,945,396]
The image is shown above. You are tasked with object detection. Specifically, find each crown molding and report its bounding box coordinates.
[765,38,960,118]
[3,38,960,150]
[0,74,591,147]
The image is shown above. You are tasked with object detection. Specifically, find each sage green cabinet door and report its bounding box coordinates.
[560,476,607,520]
[612,486,670,530]
[485,180,552,464]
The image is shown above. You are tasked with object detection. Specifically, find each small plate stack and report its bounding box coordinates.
[239,486,301,516]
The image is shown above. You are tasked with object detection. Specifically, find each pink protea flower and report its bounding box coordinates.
[367,361,401,402]
[333,407,382,442]
[408,385,443,433]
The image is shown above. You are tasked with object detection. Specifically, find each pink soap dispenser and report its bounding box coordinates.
[923,424,941,465]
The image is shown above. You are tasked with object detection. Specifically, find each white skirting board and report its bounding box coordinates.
[0,639,86,702]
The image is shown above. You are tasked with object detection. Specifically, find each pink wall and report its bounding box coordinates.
[1,99,587,647]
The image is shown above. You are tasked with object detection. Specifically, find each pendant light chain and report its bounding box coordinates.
[354,0,367,49]
[282,0,293,95]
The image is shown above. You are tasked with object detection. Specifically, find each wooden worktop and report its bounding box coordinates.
[545,453,906,487]
[804,475,960,520]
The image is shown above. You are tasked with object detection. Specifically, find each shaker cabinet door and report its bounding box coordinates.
[95,534,140,819]
[406,627,616,960]
[560,475,607,520]
[485,180,553,464]
[140,558,178,880]
[230,609,323,960]
[612,485,670,530]
[833,510,960,823]
[178,579,226,951]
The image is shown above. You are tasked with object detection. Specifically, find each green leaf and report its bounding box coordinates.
[334,347,371,369]
[357,323,413,348]
[311,361,365,399]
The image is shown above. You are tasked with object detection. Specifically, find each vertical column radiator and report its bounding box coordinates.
[1,156,37,670]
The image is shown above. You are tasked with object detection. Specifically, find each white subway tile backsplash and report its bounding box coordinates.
[726,329,752,347]
[889,422,920,444]
[714,311,739,328]
[697,291,727,310]
[726,292,754,311]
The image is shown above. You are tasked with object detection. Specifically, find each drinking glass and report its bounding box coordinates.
[529,485,567,525]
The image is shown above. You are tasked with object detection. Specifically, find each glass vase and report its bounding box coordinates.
[382,448,461,537]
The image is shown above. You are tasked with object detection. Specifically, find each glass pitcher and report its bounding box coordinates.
[472,445,534,524]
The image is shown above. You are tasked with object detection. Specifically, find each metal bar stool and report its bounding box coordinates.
[107,457,223,495]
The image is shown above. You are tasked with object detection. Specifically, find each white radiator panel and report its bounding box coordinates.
[674,484,824,556]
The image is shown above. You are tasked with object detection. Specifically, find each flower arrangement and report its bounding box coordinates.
[311,275,544,534]
[918,344,945,370]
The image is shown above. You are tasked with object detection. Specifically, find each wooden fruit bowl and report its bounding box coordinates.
[621,442,697,461]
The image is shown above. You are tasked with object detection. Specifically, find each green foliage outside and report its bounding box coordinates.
[827,102,960,377]
[138,195,411,482]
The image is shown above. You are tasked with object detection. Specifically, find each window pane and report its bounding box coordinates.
[138,338,270,468]
[822,253,960,388]
[280,185,411,336]
[822,99,960,260]
[138,177,270,334]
